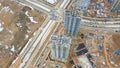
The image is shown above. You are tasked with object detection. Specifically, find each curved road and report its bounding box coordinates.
[10,0,119,68]
[10,0,71,68]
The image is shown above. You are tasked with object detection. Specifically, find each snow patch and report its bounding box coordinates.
[25,11,38,23]
[25,11,29,16]
[27,5,34,10]
[0,6,10,13]
[33,31,37,36]
[46,0,57,4]
[29,17,38,23]
[0,3,1,6]
[110,61,115,64]
[11,45,15,52]
[25,34,29,39]
[102,62,105,65]
[29,38,33,41]
[16,22,22,28]
[12,57,19,64]
[0,23,4,32]
[0,6,14,14]
[0,42,2,45]
[9,10,14,14]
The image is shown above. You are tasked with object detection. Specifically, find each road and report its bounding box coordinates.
[103,35,113,68]
[81,19,120,31]
[24,20,57,68]
[23,0,70,67]
[22,0,119,68]
[10,0,119,68]
[34,21,61,67]
[44,60,66,68]
[19,20,54,68]
[69,0,120,31]
[18,0,52,13]
[111,0,120,11]
[81,22,120,29]
[9,0,71,68]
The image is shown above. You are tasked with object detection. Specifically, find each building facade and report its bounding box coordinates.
[50,35,71,62]
[64,9,81,37]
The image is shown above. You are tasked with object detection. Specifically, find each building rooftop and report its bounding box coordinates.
[50,35,71,47]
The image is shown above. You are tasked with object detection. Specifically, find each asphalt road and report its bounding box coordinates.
[16,0,71,68]
[10,0,120,68]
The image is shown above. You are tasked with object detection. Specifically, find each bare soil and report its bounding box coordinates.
[0,0,47,68]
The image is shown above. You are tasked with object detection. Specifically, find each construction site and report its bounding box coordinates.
[0,0,120,68]
[47,19,120,68]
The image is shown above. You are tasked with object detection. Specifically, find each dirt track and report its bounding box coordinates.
[103,35,113,68]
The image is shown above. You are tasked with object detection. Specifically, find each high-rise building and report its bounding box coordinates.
[64,9,81,37]
[50,35,71,62]
[76,0,91,11]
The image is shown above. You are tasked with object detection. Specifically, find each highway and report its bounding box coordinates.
[81,21,120,31]
[19,17,49,58]
[19,20,54,68]
[23,0,119,68]
[34,21,61,67]
[24,20,56,68]
[25,0,51,11]
[69,0,120,31]
[18,0,52,13]
[80,25,120,32]
[111,0,120,11]
[9,0,71,68]
[24,0,70,67]
[10,0,119,68]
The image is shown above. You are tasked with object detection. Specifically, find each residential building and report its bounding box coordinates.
[50,35,71,62]
[64,9,81,37]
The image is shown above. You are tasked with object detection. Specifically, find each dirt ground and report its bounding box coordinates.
[110,33,120,68]
[73,28,120,68]
[53,23,120,68]
[0,0,47,68]
[112,33,120,48]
